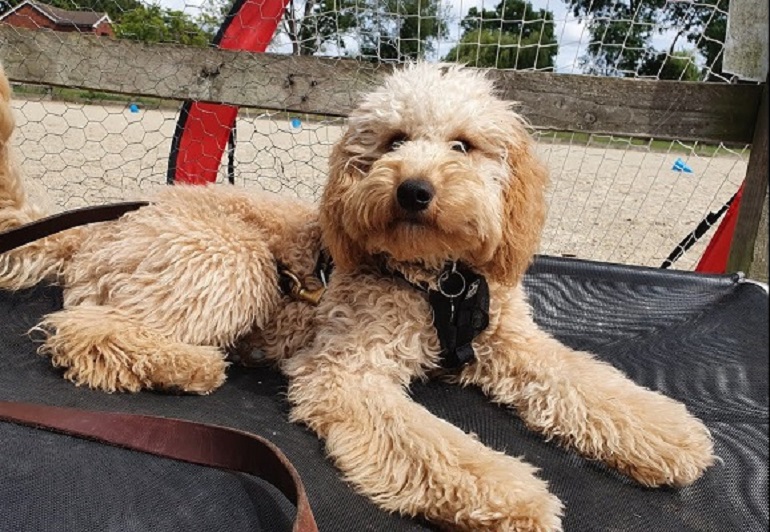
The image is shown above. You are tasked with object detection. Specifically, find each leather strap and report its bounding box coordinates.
[0,401,318,532]
[0,201,149,254]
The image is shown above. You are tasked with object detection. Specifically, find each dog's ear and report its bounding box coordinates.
[0,63,14,145]
[483,131,548,287]
[0,63,10,101]
[319,137,368,272]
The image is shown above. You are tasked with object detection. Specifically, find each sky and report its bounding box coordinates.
[157,0,684,75]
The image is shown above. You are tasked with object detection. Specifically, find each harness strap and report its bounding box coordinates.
[0,401,318,532]
[428,262,490,368]
[388,261,490,369]
[0,201,150,254]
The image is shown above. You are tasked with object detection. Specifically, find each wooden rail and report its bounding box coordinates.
[0,25,763,144]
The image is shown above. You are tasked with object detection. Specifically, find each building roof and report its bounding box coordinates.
[0,0,112,27]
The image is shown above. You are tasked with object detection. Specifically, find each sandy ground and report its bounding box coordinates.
[8,98,749,271]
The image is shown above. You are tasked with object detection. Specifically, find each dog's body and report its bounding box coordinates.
[1,62,714,530]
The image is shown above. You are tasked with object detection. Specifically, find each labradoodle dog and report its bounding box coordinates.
[1,61,714,530]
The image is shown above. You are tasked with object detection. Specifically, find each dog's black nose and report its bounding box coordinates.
[396,179,435,212]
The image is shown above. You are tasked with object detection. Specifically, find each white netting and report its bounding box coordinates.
[1,0,747,270]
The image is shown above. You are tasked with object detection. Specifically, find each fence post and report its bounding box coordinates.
[727,76,769,281]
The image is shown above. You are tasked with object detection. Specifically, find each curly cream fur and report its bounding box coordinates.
[0,62,714,529]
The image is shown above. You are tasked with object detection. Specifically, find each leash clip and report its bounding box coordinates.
[438,262,466,299]
[282,269,326,306]
[438,262,467,322]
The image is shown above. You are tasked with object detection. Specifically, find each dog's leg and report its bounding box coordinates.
[36,304,228,393]
[284,345,563,530]
[461,288,714,488]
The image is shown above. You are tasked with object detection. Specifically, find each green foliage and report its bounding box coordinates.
[640,50,701,81]
[197,0,448,59]
[687,0,727,81]
[445,0,558,70]
[284,0,356,56]
[564,0,729,79]
[446,29,555,70]
[196,0,233,39]
[281,0,448,59]
[355,0,448,62]
[115,4,211,46]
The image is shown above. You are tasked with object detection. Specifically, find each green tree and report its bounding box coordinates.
[445,0,558,70]
[565,0,728,80]
[280,0,355,56]
[686,0,727,81]
[197,0,232,41]
[639,50,700,81]
[198,0,448,60]
[115,5,210,46]
[355,0,448,62]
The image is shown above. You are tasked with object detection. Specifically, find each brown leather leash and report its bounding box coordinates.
[0,201,149,254]
[0,401,318,532]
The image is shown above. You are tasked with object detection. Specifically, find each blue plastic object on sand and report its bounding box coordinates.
[672,157,693,173]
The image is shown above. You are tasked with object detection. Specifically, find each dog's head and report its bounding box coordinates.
[320,63,547,286]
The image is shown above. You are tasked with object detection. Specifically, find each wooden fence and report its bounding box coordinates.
[1,25,767,280]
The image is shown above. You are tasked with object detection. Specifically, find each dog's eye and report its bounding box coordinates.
[451,139,472,154]
[388,133,408,151]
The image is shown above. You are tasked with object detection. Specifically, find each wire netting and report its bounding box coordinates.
[1,0,749,269]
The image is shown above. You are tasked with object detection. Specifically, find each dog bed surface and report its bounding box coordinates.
[1,256,767,531]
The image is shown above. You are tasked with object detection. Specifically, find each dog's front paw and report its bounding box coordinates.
[604,392,714,487]
[39,310,229,395]
[56,345,228,395]
[440,455,563,532]
[481,486,563,532]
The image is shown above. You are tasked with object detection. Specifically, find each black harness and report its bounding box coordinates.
[426,262,490,368]
[389,261,490,369]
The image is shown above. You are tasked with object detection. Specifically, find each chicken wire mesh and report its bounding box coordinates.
[0,0,749,270]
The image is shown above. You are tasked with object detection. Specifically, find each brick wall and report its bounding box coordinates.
[1,5,114,37]
[93,20,114,38]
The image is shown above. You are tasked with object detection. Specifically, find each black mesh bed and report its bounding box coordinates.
[1,256,767,531]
